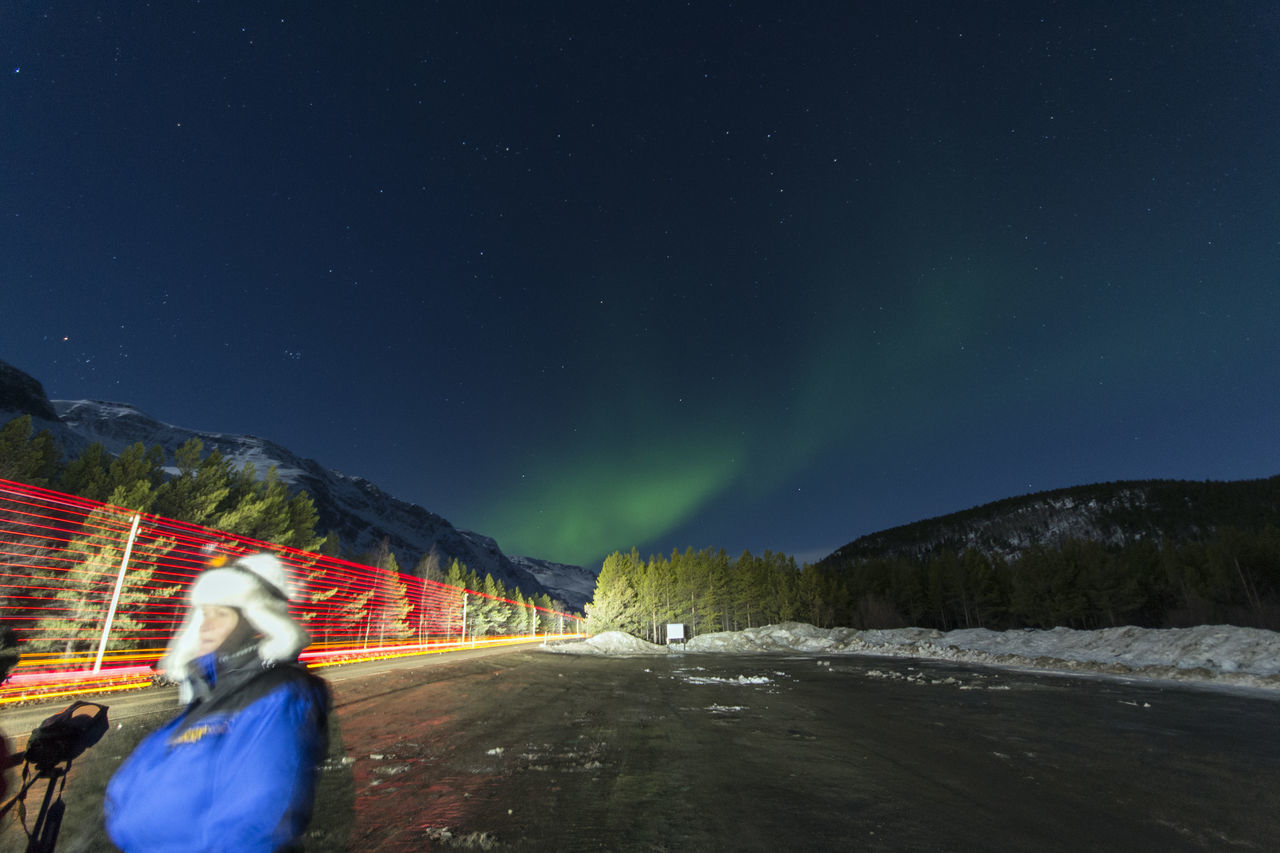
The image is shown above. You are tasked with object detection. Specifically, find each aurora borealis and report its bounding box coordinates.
[5,3,1279,569]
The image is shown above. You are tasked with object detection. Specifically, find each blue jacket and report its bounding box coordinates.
[105,647,330,853]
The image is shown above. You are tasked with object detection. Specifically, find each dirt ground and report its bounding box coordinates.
[3,647,1279,852]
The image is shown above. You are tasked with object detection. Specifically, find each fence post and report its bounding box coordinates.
[460,591,468,645]
[93,513,142,672]
[419,581,427,649]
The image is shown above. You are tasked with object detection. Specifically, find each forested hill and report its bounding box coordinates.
[820,476,1280,568]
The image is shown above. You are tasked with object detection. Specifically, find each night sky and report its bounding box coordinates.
[5,3,1279,569]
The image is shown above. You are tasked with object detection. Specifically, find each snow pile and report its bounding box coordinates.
[547,622,1280,690]
[545,630,669,656]
[684,624,941,654]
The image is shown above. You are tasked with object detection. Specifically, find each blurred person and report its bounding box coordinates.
[105,554,330,852]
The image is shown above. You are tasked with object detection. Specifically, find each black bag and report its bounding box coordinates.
[24,701,109,773]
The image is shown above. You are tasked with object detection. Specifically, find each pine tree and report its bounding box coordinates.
[319,530,342,558]
[283,490,322,551]
[102,443,166,511]
[472,574,506,636]
[366,539,413,644]
[0,414,61,485]
[215,464,290,542]
[534,593,557,633]
[585,551,640,634]
[213,464,322,551]
[58,443,111,500]
[153,439,232,525]
[634,551,670,642]
[766,551,801,624]
[29,507,178,656]
[0,418,65,609]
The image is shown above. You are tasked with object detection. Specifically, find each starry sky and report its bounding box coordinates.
[5,2,1279,570]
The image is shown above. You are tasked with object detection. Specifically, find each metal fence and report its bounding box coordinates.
[0,478,582,702]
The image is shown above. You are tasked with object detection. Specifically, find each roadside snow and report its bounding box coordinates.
[544,631,669,656]
[544,622,1280,690]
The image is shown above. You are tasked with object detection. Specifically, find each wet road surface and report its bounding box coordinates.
[3,647,1278,851]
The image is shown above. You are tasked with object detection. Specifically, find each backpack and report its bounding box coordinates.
[23,701,109,773]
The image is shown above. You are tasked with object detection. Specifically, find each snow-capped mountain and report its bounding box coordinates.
[0,360,594,609]
[508,554,600,614]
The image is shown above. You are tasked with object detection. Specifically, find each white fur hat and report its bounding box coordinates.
[160,553,309,688]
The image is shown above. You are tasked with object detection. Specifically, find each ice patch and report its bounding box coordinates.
[680,674,773,686]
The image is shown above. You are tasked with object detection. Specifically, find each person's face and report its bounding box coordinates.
[197,605,240,655]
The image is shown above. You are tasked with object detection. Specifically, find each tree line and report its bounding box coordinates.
[586,527,1280,638]
[819,528,1280,632]
[342,537,573,646]
[586,547,806,640]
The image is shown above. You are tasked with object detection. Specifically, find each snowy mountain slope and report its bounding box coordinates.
[508,554,600,612]
[0,360,590,607]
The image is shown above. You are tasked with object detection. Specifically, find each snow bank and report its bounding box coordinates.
[545,622,1280,690]
[544,630,669,656]
[939,625,1280,675]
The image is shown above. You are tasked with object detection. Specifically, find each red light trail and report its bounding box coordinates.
[0,478,582,704]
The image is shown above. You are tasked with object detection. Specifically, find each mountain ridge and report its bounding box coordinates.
[821,475,1280,569]
[0,360,595,609]
[8,359,1276,613]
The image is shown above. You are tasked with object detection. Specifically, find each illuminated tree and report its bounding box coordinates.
[469,574,505,637]
[443,559,472,638]
[371,564,413,644]
[414,548,446,582]
[357,538,414,644]
[585,551,640,634]
[633,550,671,642]
[293,553,338,641]
[534,593,557,633]
[215,464,322,552]
[29,506,178,655]
[334,589,375,647]
[514,592,537,636]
